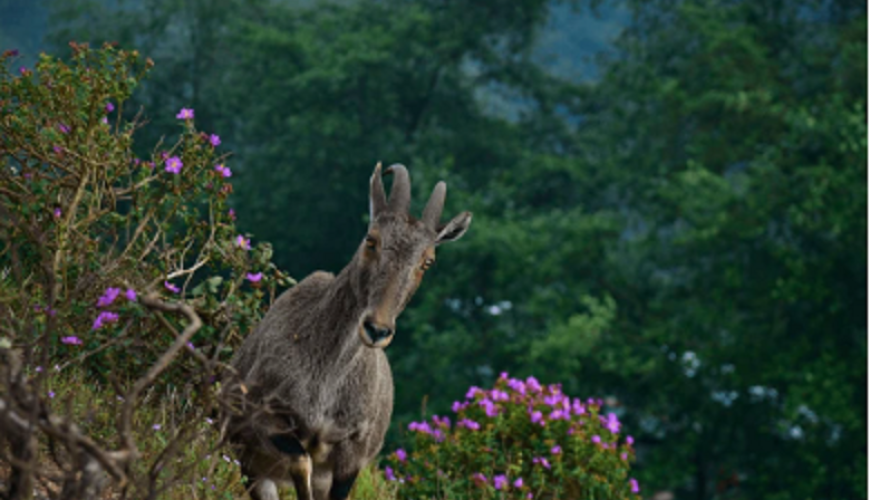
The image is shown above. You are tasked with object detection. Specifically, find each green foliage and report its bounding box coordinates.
[384,374,639,499]
[31,0,867,498]
[0,42,291,380]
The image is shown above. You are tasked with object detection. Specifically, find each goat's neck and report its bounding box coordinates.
[312,258,368,378]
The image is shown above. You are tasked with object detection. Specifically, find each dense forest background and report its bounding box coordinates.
[2,0,866,498]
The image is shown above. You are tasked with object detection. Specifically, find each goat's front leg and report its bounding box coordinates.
[269,434,314,500]
[320,440,367,500]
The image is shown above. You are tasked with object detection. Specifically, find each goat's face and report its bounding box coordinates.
[355,163,471,349]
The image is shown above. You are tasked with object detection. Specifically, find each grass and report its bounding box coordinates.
[3,366,398,499]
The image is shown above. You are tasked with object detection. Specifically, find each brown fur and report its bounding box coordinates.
[225,163,471,500]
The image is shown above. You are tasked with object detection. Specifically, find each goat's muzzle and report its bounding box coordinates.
[360,320,394,348]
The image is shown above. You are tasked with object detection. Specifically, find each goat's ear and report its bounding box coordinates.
[435,211,472,245]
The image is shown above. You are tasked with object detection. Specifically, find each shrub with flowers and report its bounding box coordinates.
[0,43,293,381]
[0,44,293,497]
[384,373,640,499]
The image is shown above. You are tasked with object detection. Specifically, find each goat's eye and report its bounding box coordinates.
[421,258,435,271]
[365,236,377,249]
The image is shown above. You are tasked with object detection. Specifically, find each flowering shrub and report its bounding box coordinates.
[384,373,640,499]
[0,43,292,380]
[0,43,294,497]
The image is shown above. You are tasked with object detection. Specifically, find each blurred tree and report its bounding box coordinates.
[220,0,577,276]
[45,0,266,153]
[411,0,866,497]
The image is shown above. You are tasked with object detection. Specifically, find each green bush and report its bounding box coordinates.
[383,373,640,499]
[0,43,296,498]
[0,43,292,380]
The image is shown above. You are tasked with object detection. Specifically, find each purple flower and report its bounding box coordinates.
[479,398,499,417]
[186,342,195,350]
[507,378,527,395]
[630,478,640,493]
[228,208,236,220]
[551,445,561,455]
[529,410,543,425]
[165,156,183,174]
[215,163,232,178]
[164,281,180,294]
[48,391,55,399]
[525,376,542,393]
[621,452,628,461]
[106,102,115,113]
[53,145,63,155]
[395,448,407,462]
[246,272,263,283]
[466,386,481,399]
[626,435,634,445]
[457,418,480,431]
[491,389,509,402]
[124,288,137,301]
[19,67,27,75]
[153,424,161,431]
[471,472,487,486]
[101,116,108,125]
[513,477,524,488]
[572,398,586,415]
[408,421,433,434]
[53,207,62,218]
[433,429,446,442]
[176,108,194,120]
[532,456,551,469]
[435,415,451,428]
[58,123,69,134]
[544,394,562,406]
[604,412,621,434]
[235,235,251,250]
[97,287,121,307]
[384,466,396,481]
[494,475,507,490]
[61,336,82,345]
[35,366,43,373]
[92,311,119,330]
[591,435,601,444]
[209,134,221,147]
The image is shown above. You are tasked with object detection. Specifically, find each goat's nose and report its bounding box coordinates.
[363,321,393,344]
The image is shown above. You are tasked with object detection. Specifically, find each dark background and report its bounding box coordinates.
[2,0,866,497]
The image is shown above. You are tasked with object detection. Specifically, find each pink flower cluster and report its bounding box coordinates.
[215,163,232,178]
[455,373,600,431]
[471,473,529,497]
[408,414,450,442]
[385,372,641,495]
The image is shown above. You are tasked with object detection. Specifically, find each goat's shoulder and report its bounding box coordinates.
[272,270,333,309]
[258,271,334,331]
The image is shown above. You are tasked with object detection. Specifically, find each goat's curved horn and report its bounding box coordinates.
[370,162,387,218]
[385,164,411,213]
[422,181,446,228]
